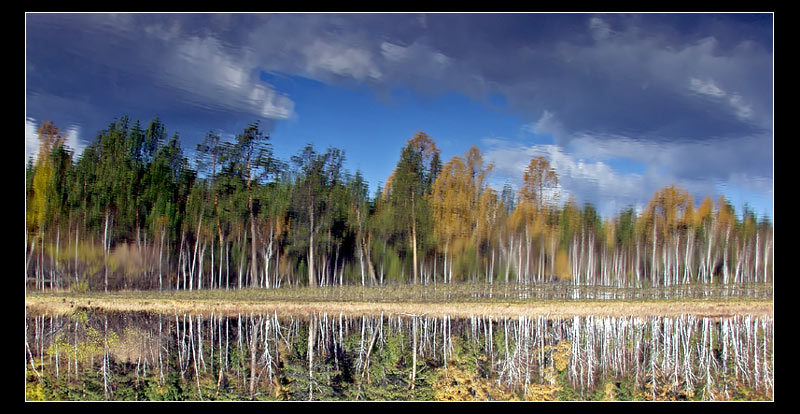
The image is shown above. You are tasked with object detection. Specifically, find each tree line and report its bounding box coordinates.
[25,116,773,292]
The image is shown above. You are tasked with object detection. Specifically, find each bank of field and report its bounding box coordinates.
[25,284,773,319]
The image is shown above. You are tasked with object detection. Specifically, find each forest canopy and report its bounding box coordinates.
[25,117,773,292]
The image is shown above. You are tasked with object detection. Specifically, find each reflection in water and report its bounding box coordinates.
[25,310,773,401]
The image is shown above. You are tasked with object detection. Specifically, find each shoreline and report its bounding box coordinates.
[25,293,774,319]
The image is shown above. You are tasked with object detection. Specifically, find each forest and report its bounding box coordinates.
[25,310,773,401]
[25,116,774,293]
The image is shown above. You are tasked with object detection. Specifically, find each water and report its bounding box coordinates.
[25,309,773,401]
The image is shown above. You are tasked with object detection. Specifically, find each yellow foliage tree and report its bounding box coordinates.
[430,146,494,282]
[431,155,471,258]
[645,185,694,236]
[27,121,65,235]
[554,248,572,281]
[695,196,714,228]
[520,156,558,210]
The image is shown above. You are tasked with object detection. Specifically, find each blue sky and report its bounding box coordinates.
[25,13,773,220]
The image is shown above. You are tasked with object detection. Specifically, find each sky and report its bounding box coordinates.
[25,13,773,220]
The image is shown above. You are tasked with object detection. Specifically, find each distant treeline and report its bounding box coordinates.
[25,116,773,292]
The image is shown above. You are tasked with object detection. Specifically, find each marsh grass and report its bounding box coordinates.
[26,283,773,319]
[32,281,771,302]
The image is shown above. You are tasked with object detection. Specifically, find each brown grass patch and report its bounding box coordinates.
[25,292,773,319]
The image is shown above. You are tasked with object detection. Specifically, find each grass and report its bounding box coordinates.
[25,283,773,319]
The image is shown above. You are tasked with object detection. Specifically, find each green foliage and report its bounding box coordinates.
[26,376,48,401]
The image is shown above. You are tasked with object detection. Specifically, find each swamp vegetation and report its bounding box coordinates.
[25,308,773,401]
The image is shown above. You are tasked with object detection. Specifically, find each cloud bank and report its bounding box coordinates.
[26,13,773,217]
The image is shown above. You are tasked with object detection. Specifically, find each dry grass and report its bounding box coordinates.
[25,287,773,319]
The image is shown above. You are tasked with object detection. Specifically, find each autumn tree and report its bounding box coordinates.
[641,185,694,286]
[26,121,72,289]
[520,156,559,210]
[466,147,496,279]
[513,156,559,284]
[27,121,66,236]
[431,145,495,283]
[715,196,736,284]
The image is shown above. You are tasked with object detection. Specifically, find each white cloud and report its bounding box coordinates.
[525,110,569,143]
[689,77,756,121]
[566,133,770,188]
[589,17,612,41]
[690,77,726,97]
[25,118,38,164]
[482,138,647,216]
[728,94,754,120]
[247,84,294,120]
[74,18,296,123]
[155,30,294,120]
[63,125,85,157]
[304,39,382,81]
[380,41,410,62]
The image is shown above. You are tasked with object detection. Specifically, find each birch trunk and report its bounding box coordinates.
[264,223,273,288]
[308,202,316,287]
[75,224,79,283]
[411,193,418,285]
[411,316,418,390]
[103,210,110,293]
[159,228,164,291]
[199,241,206,290]
[308,314,316,400]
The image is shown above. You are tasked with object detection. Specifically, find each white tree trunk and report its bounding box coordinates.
[103,210,110,293]
[159,228,164,291]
